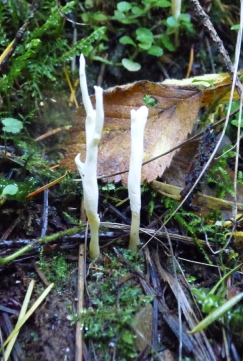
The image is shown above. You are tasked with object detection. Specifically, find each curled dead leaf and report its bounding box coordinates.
[60,80,201,184]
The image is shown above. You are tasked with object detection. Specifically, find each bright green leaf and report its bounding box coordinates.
[154,0,171,7]
[119,36,136,46]
[2,118,23,134]
[28,39,41,47]
[138,42,152,50]
[117,1,132,12]
[2,184,18,197]
[179,13,191,22]
[231,24,240,30]
[131,6,144,15]
[161,33,175,51]
[114,10,126,21]
[143,94,158,107]
[167,16,180,28]
[121,330,134,344]
[148,45,163,56]
[231,119,243,127]
[136,27,154,44]
[122,58,141,71]
[92,12,109,21]
[188,293,243,334]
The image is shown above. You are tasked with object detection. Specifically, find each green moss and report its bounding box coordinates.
[37,251,71,286]
[72,249,153,360]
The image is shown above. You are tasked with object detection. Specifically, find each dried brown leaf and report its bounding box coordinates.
[60,80,202,184]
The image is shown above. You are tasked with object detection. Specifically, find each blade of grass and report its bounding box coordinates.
[188,293,243,334]
[209,264,242,295]
[4,280,35,360]
[2,283,54,348]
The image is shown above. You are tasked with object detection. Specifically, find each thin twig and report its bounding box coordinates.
[41,189,49,238]
[56,0,86,26]
[0,0,41,72]
[191,0,242,93]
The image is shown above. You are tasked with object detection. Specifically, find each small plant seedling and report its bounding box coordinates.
[1,118,23,134]
[143,94,158,107]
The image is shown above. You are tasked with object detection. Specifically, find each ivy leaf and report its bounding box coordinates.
[121,58,141,71]
[2,118,23,134]
[119,36,136,46]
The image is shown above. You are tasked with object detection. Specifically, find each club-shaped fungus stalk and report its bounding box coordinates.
[75,54,104,259]
[128,106,148,251]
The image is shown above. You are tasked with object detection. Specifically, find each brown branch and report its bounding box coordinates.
[191,0,242,93]
[0,0,41,72]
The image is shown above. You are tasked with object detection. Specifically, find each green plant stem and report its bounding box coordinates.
[90,56,114,65]
[0,226,83,265]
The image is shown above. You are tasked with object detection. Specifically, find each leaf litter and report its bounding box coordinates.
[61,80,202,184]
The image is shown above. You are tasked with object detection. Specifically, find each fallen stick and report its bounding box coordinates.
[150,180,243,212]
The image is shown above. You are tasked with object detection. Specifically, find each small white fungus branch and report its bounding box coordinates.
[128,106,148,251]
[75,54,104,259]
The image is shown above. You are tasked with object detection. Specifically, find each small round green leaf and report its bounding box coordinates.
[92,12,109,21]
[148,45,163,56]
[138,42,152,50]
[2,184,18,197]
[143,94,158,107]
[154,0,171,7]
[179,13,191,23]
[132,6,144,15]
[2,118,23,134]
[119,36,136,46]
[167,16,180,28]
[231,24,240,30]
[122,58,141,71]
[114,10,126,21]
[136,27,154,44]
[117,1,132,12]
[231,119,243,127]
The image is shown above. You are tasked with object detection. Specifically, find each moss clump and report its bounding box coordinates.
[74,249,153,360]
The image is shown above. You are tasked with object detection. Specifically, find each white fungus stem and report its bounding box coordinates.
[128,106,148,251]
[75,54,104,259]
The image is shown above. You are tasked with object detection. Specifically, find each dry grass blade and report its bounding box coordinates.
[4,280,35,361]
[154,252,217,361]
[100,221,212,248]
[3,283,54,348]
[150,180,243,212]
